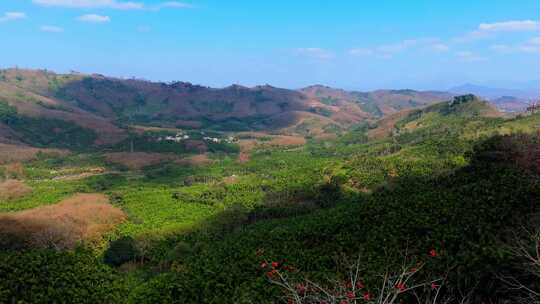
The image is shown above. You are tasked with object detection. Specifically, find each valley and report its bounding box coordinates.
[1,70,539,302]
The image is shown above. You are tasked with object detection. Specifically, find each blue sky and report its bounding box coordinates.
[1,0,540,90]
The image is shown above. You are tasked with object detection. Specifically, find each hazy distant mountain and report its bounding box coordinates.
[449,84,534,99]
[490,96,532,113]
[300,85,452,117]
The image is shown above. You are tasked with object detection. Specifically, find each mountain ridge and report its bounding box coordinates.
[0,68,500,148]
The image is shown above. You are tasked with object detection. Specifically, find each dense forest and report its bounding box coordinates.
[1,94,539,303]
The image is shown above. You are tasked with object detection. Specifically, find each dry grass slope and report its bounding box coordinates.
[0,193,126,250]
[104,152,180,170]
[0,180,32,201]
[0,143,68,164]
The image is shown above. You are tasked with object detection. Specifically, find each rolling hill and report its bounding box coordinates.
[2,90,539,303]
[0,69,457,148]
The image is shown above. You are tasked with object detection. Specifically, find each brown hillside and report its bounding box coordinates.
[300,85,452,117]
[368,109,415,140]
[104,152,180,170]
[0,180,32,201]
[0,143,68,164]
[0,69,459,146]
[0,72,127,145]
[0,193,126,250]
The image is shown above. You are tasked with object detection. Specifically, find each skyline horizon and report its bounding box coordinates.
[2,1,540,91]
[3,64,540,94]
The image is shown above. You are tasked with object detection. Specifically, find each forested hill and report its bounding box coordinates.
[0,68,455,147]
[1,91,539,303]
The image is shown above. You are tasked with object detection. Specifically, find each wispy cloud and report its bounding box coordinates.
[349,38,447,59]
[456,51,487,62]
[33,0,193,10]
[348,48,373,56]
[456,20,540,43]
[479,20,540,32]
[296,48,334,60]
[0,12,27,22]
[527,36,540,45]
[376,39,418,55]
[430,43,450,52]
[490,36,540,54]
[155,1,192,9]
[40,25,64,32]
[78,14,110,23]
[33,0,143,10]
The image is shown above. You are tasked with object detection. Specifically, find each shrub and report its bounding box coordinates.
[0,249,127,303]
[104,236,140,267]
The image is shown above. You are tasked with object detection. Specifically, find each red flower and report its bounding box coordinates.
[266,269,278,278]
[410,267,417,273]
[431,282,439,290]
[356,281,365,289]
[363,292,371,300]
[296,283,307,295]
[429,249,438,257]
[339,301,348,304]
[271,261,279,268]
[260,262,268,269]
[395,282,406,292]
[346,291,355,299]
[288,298,294,304]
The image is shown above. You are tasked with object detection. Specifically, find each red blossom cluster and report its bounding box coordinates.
[296,283,307,295]
[395,282,406,292]
[260,259,282,278]
[363,292,372,300]
[261,247,444,304]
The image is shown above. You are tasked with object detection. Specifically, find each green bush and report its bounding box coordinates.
[0,249,126,303]
[104,237,141,267]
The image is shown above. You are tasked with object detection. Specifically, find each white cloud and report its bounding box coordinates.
[490,44,513,53]
[348,38,445,59]
[296,48,334,60]
[40,25,64,32]
[156,1,192,9]
[518,45,540,53]
[377,39,420,54]
[490,39,540,54]
[348,48,374,56]
[430,43,450,52]
[78,14,110,23]
[33,0,143,10]
[479,20,540,32]
[456,51,487,62]
[456,20,540,43]
[528,36,540,45]
[33,0,193,10]
[490,36,540,54]
[453,30,492,43]
[0,12,27,22]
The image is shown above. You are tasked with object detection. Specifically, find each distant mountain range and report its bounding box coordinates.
[2,68,537,150]
[0,69,454,147]
[449,83,539,112]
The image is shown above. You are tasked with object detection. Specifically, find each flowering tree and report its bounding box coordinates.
[498,228,540,304]
[259,249,458,304]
